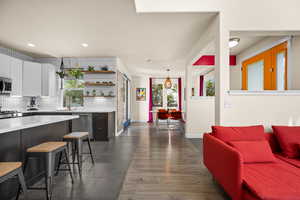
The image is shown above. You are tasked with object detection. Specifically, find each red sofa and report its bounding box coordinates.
[203,132,300,200]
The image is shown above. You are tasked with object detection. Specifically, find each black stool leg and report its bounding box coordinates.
[75,140,82,177]
[55,152,63,176]
[63,148,74,183]
[72,141,76,166]
[87,137,95,164]
[45,175,52,200]
[16,156,29,200]
[17,168,27,199]
[45,153,54,200]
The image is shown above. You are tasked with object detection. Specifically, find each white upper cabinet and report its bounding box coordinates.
[41,63,57,97]
[23,61,42,96]
[0,54,11,78]
[10,57,23,96]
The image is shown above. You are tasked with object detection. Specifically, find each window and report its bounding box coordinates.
[206,80,215,96]
[63,79,84,107]
[152,80,178,108]
[152,84,163,107]
[242,42,287,91]
[63,89,84,107]
[167,83,178,107]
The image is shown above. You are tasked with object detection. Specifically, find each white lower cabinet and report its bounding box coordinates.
[23,61,42,96]
[10,57,23,96]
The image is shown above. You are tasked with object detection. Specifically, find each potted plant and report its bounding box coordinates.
[92,89,97,96]
[68,69,84,79]
[56,71,67,89]
[88,66,95,71]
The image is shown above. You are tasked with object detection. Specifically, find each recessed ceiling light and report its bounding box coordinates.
[27,43,35,47]
[81,43,88,47]
[229,38,240,48]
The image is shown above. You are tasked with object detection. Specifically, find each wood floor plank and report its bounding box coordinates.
[118,123,227,200]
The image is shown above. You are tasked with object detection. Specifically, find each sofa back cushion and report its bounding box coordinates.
[212,125,265,143]
[272,126,300,158]
[228,140,276,163]
[265,133,281,153]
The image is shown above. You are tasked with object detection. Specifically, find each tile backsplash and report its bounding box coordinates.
[0,95,115,111]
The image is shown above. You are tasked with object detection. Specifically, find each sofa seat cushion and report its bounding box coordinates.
[212,125,265,143]
[229,140,276,163]
[243,159,300,200]
[276,154,300,169]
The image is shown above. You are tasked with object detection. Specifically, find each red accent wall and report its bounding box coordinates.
[193,55,236,66]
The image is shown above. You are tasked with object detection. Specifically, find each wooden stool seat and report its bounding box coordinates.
[0,162,22,177]
[63,132,89,139]
[27,142,67,153]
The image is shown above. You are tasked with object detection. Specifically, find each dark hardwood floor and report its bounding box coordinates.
[118,123,227,200]
[18,122,226,200]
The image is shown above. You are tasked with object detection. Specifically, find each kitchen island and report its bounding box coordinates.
[0,115,79,200]
[23,109,116,141]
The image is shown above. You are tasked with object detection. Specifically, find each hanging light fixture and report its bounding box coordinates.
[229,37,240,48]
[164,69,172,89]
[56,57,67,89]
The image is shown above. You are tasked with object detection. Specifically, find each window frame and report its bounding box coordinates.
[242,42,288,90]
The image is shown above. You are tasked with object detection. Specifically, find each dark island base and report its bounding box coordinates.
[0,121,70,200]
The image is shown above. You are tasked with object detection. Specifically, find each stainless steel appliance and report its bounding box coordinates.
[0,77,12,94]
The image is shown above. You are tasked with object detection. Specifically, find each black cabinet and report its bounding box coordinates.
[92,112,115,141]
[22,111,115,141]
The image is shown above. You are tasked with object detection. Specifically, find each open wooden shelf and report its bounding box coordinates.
[83,95,115,98]
[81,70,116,74]
[84,83,115,86]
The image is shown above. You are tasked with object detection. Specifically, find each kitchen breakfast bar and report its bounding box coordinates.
[0,115,79,199]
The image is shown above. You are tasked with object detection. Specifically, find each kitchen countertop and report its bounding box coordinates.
[0,115,79,134]
[21,108,116,114]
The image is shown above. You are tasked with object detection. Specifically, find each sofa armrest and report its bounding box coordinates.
[203,133,243,200]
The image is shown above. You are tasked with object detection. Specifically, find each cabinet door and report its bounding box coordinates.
[0,54,11,78]
[10,57,23,96]
[23,61,42,96]
[41,64,56,96]
[92,113,109,141]
[41,64,49,96]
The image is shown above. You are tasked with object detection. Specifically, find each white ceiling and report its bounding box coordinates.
[0,0,216,76]
[229,36,267,55]
[230,31,300,55]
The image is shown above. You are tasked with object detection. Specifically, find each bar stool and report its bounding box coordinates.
[21,142,73,200]
[61,132,94,176]
[0,162,27,199]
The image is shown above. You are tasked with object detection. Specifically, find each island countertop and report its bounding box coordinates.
[0,115,79,135]
[21,108,116,114]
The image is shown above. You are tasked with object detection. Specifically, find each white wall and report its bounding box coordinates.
[224,94,300,131]
[131,76,149,122]
[185,97,214,138]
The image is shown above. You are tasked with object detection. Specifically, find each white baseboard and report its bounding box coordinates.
[185,133,204,139]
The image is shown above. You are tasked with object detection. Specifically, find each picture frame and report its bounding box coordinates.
[136,88,146,101]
